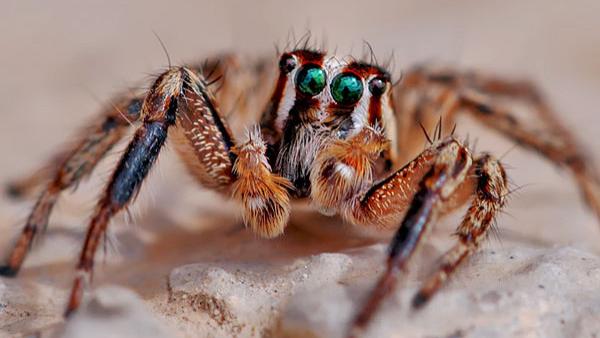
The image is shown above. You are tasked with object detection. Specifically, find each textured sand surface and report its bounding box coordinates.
[1,1,600,337]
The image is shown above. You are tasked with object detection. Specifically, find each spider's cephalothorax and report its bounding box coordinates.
[261,50,396,198]
[2,46,599,337]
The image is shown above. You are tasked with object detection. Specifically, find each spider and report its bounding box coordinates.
[2,42,599,337]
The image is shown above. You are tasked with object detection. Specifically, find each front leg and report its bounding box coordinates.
[312,134,484,337]
[348,139,472,337]
[64,69,185,315]
[347,148,508,338]
[312,128,470,230]
[64,66,292,315]
[64,66,238,315]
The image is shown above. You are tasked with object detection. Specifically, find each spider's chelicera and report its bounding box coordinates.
[2,46,599,337]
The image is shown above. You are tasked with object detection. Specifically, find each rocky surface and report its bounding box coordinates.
[0,277,62,336]
[3,243,598,338]
[157,250,363,337]
[60,286,170,338]
[154,245,600,338]
[281,246,600,338]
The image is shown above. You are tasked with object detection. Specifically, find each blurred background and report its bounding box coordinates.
[1,0,600,335]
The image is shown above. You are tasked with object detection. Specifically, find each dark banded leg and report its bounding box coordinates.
[402,67,598,221]
[65,66,239,316]
[66,118,170,316]
[458,90,600,221]
[412,154,508,308]
[348,138,474,338]
[464,72,560,125]
[468,75,585,151]
[0,96,142,276]
[5,150,70,200]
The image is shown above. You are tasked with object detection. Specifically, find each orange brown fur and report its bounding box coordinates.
[231,128,293,238]
[311,126,389,214]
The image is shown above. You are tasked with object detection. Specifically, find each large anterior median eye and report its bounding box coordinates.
[295,64,327,96]
[331,72,363,105]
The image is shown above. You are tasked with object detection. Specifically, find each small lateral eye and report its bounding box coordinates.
[279,55,297,74]
[331,72,363,105]
[295,64,327,96]
[368,77,387,96]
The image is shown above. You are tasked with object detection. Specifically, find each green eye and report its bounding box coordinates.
[331,73,363,105]
[295,65,327,96]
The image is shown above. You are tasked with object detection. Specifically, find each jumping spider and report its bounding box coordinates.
[2,44,599,337]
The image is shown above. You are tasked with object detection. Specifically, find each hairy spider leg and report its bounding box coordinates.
[64,65,291,315]
[347,139,508,338]
[458,90,600,221]
[6,149,71,199]
[0,95,142,276]
[63,67,223,315]
[412,153,508,308]
[397,67,600,221]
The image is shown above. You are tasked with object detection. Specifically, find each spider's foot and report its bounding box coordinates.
[411,291,430,310]
[0,265,20,277]
[577,173,600,224]
[4,183,24,199]
[64,306,75,318]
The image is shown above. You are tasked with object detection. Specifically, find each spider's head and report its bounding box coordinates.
[266,49,395,139]
[265,49,397,197]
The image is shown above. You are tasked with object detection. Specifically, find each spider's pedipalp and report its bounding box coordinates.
[310,126,388,214]
[232,127,293,238]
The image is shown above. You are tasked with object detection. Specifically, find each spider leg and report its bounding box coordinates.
[398,68,599,221]
[312,122,507,336]
[466,74,591,148]
[64,65,288,315]
[311,129,479,335]
[347,138,474,337]
[62,67,212,315]
[64,74,179,315]
[5,150,70,200]
[0,96,142,276]
[412,153,508,308]
[458,89,600,221]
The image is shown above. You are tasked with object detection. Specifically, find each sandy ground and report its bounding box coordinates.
[1,1,600,337]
